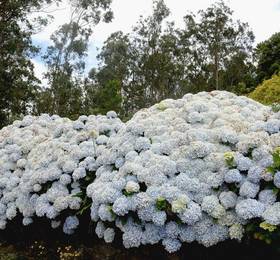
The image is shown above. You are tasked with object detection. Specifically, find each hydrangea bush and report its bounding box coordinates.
[1,91,280,252]
[0,112,123,234]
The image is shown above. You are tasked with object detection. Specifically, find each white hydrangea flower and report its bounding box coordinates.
[125,181,140,194]
[179,225,196,243]
[22,217,33,226]
[63,216,79,235]
[180,201,202,225]
[112,196,131,216]
[171,196,188,214]
[224,169,242,183]
[202,195,226,219]
[258,189,277,205]
[219,191,237,209]
[122,223,143,248]
[239,181,259,198]
[162,238,181,253]
[229,223,244,241]
[262,202,280,225]
[235,154,253,171]
[95,221,106,238]
[103,228,115,243]
[236,199,265,220]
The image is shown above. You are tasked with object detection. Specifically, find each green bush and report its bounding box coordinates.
[249,74,280,105]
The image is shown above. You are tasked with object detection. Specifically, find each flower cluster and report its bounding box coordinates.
[0,112,123,231]
[1,91,280,253]
[86,91,280,252]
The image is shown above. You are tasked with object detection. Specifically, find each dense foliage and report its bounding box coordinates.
[0,0,51,128]
[93,0,257,117]
[249,74,280,105]
[256,32,280,83]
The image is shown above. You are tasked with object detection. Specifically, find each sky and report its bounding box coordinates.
[32,0,280,85]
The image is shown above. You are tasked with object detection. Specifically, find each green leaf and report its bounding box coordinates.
[122,190,134,197]
[76,203,91,215]
[156,197,167,211]
[72,192,83,198]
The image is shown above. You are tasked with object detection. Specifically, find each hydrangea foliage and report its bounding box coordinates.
[1,91,280,252]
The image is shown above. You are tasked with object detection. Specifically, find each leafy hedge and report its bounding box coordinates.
[249,74,280,105]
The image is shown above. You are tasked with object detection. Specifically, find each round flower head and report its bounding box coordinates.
[104,228,115,243]
[224,169,242,183]
[162,238,181,253]
[236,199,265,220]
[125,181,140,194]
[258,189,277,205]
[273,171,280,188]
[122,223,143,248]
[229,223,244,241]
[262,202,280,225]
[171,195,188,214]
[219,191,237,209]
[95,221,106,238]
[202,195,226,219]
[63,216,79,235]
[239,181,259,198]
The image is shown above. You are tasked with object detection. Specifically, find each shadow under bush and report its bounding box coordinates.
[0,212,280,260]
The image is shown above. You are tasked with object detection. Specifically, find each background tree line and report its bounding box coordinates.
[1,0,280,128]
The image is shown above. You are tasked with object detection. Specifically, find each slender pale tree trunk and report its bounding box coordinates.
[214,50,219,90]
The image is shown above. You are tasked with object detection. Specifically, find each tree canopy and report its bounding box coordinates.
[0,0,279,128]
[93,0,256,117]
[256,32,280,83]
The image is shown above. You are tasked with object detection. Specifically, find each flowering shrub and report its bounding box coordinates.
[0,112,123,233]
[1,91,280,253]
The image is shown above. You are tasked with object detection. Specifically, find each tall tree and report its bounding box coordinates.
[83,79,122,115]
[127,0,180,108]
[219,52,257,94]
[36,22,87,118]
[0,0,60,128]
[256,32,280,83]
[35,0,113,118]
[181,1,255,90]
[94,0,256,118]
[94,0,182,117]
[94,31,131,87]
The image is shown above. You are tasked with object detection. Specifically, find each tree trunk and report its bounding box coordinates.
[214,50,219,90]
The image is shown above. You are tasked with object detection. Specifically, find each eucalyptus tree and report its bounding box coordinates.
[94,0,182,117]
[180,1,255,90]
[35,0,113,118]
